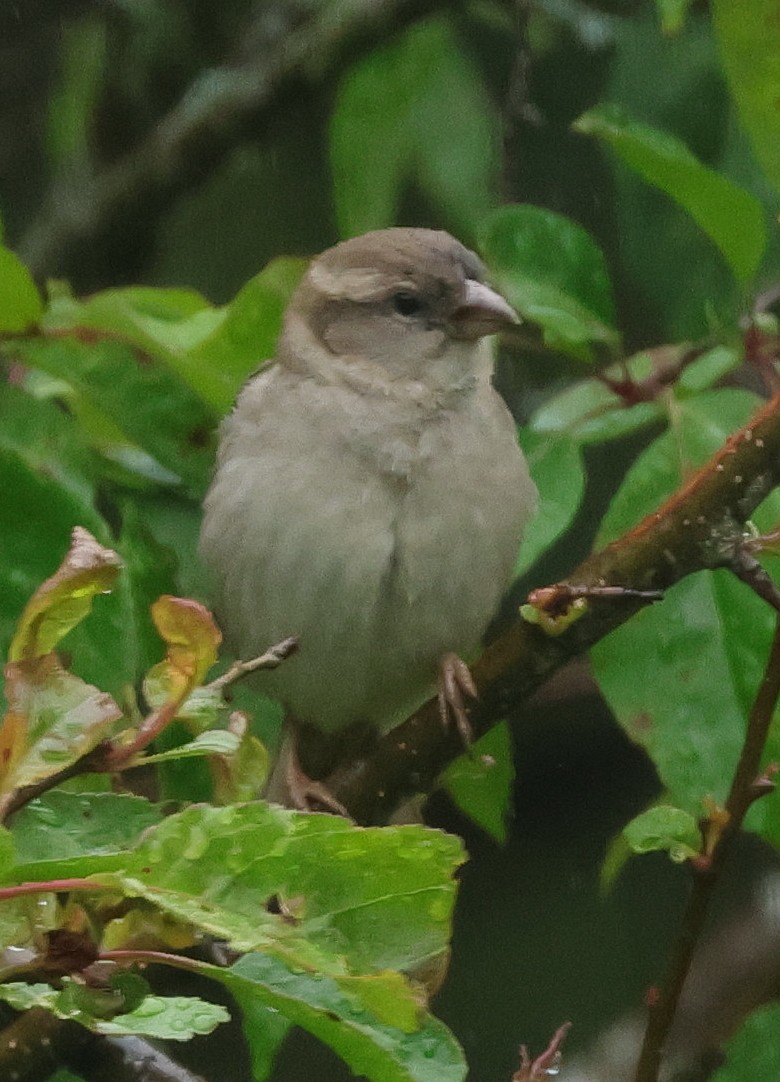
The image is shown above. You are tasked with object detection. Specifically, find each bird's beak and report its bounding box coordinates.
[450,280,519,340]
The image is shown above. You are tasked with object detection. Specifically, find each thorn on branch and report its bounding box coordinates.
[749,762,778,803]
[730,544,780,614]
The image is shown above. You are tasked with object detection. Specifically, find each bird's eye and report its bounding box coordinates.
[391,291,423,317]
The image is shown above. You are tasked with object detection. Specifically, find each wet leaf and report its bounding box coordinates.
[223,953,466,1082]
[7,791,162,880]
[0,980,229,1040]
[9,527,121,663]
[23,804,465,985]
[0,654,121,798]
[622,804,702,862]
[1,802,465,1080]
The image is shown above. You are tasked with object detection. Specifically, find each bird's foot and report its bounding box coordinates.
[288,772,350,817]
[266,731,350,816]
[437,652,478,745]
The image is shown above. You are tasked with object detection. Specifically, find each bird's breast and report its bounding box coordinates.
[200,369,534,734]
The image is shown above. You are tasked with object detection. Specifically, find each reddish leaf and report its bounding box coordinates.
[9,527,121,663]
[0,654,121,801]
[147,596,221,703]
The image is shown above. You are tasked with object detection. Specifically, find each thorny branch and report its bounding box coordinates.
[330,389,780,822]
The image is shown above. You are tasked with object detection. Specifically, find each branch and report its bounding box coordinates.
[634,618,780,1082]
[18,0,446,279]
[330,390,780,822]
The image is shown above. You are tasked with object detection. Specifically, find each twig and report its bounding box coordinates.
[0,743,111,823]
[330,390,780,822]
[513,1021,572,1080]
[633,618,780,1082]
[206,636,298,691]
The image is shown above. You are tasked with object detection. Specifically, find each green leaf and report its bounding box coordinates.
[0,981,229,1040]
[116,497,182,677]
[0,870,41,952]
[530,379,662,445]
[211,714,270,804]
[139,728,240,764]
[187,257,306,412]
[95,805,465,972]
[331,16,499,239]
[0,244,43,332]
[16,334,218,496]
[7,791,162,880]
[713,0,780,200]
[1,805,465,978]
[95,994,229,1040]
[480,204,619,362]
[0,450,138,697]
[529,344,741,446]
[591,390,780,820]
[440,721,514,843]
[1,803,465,1076]
[675,344,742,394]
[0,384,97,505]
[595,388,759,543]
[712,1003,780,1081]
[574,104,766,283]
[222,954,467,1082]
[515,431,585,574]
[231,993,291,1082]
[655,0,695,35]
[622,804,702,862]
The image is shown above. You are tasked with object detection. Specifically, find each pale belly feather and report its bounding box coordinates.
[200,365,534,734]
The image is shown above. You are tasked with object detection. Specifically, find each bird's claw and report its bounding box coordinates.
[286,752,350,816]
[267,733,350,817]
[437,652,478,746]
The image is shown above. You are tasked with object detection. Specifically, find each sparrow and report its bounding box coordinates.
[199,228,537,811]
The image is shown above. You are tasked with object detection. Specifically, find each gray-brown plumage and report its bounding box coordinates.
[199,228,537,807]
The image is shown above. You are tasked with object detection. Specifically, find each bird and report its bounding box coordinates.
[199,227,537,812]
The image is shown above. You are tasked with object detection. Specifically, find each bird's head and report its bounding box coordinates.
[278,228,518,392]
